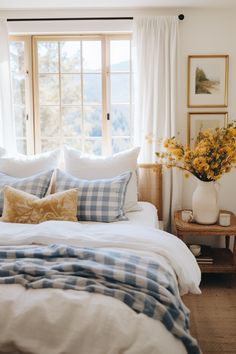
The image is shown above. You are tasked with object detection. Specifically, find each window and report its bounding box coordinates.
[9,37,33,154]
[9,34,133,155]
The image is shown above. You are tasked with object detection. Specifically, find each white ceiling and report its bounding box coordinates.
[1,0,236,10]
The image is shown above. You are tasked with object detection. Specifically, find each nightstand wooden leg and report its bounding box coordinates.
[226,273,234,288]
[225,235,230,249]
[233,235,236,267]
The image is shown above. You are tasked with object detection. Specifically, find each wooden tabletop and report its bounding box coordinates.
[174,210,236,236]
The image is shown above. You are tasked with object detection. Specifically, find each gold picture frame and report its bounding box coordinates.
[188,112,228,147]
[187,55,229,108]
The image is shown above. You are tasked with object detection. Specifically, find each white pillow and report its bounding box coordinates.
[0,149,61,177]
[64,146,141,212]
[0,147,6,157]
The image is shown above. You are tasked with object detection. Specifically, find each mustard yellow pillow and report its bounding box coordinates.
[1,185,79,224]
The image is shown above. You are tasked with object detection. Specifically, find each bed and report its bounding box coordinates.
[0,149,201,354]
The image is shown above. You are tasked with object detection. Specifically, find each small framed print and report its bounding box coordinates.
[188,112,228,147]
[187,55,229,107]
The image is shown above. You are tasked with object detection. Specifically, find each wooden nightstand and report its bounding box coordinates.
[174,210,236,274]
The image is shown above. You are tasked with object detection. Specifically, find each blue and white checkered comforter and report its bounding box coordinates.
[0,244,200,354]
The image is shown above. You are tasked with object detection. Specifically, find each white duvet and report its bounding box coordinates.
[0,221,201,354]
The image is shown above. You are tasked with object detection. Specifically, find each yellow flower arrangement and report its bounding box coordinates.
[156,122,236,182]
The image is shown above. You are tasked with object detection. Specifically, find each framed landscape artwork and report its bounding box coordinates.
[188,112,228,147]
[187,55,229,107]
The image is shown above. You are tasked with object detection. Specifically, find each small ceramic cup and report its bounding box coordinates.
[219,213,231,227]
[181,210,193,223]
[189,244,201,257]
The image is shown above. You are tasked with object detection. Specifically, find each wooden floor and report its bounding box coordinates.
[182,274,236,354]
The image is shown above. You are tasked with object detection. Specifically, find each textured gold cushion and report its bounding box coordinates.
[1,186,79,224]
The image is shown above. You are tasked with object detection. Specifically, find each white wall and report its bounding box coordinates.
[179,8,236,212]
[178,8,236,247]
[1,6,236,244]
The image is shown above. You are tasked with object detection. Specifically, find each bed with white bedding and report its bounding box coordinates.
[0,207,201,354]
[0,149,201,354]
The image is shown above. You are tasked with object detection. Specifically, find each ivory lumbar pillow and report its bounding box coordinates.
[1,186,79,224]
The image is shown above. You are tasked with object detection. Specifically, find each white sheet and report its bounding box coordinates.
[0,221,201,354]
[119,201,159,227]
[80,201,159,228]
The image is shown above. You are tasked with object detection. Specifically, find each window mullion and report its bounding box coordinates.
[58,41,63,149]
[103,35,111,155]
[129,39,133,146]
[24,36,34,154]
[80,40,84,153]
[32,37,41,153]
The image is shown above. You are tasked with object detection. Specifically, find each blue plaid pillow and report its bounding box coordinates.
[55,169,132,222]
[0,170,53,215]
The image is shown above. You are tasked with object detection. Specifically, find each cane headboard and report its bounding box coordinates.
[137,164,163,221]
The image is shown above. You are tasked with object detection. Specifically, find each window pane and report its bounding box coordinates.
[64,138,82,150]
[110,40,130,72]
[82,41,101,72]
[9,40,28,155]
[84,139,102,155]
[111,105,130,136]
[12,74,25,105]
[62,107,82,137]
[40,106,60,137]
[14,106,26,136]
[41,139,59,152]
[61,74,81,105]
[38,42,59,73]
[39,74,59,105]
[110,74,129,103]
[84,106,102,137]
[83,74,102,104]
[131,73,135,103]
[16,139,27,155]
[60,41,81,73]
[112,138,131,154]
[10,41,25,73]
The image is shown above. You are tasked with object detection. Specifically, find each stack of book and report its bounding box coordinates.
[196,255,213,264]
[195,245,214,264]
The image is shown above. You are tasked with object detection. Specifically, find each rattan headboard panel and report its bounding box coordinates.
[137,164,163,221]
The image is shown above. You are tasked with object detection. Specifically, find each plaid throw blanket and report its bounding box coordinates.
[0,244,200,354]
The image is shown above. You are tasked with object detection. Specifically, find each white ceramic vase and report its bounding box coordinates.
[192,179,219,225]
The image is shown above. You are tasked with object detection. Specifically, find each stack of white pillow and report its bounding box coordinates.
[0,146,141,214]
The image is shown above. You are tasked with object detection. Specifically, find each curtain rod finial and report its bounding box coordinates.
[178,14,184,20]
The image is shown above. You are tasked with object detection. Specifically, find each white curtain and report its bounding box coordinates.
[133,16,182,231]
[0,18,16,154]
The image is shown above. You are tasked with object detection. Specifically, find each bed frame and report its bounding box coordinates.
[138,164,163,221]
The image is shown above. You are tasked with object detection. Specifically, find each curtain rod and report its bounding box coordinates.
[7,14,184,22]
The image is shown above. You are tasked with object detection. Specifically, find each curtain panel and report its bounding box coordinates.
[133,16,182,230]
[0,18,16,154]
